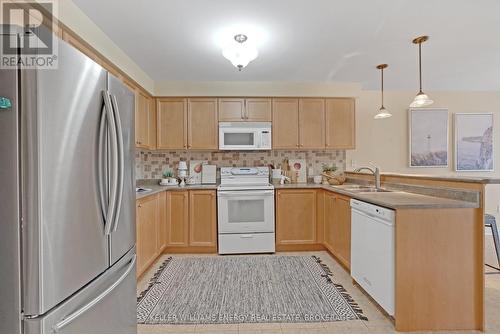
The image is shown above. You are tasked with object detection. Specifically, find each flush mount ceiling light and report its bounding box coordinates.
[222,34,258,71]
[410,35,434,108]
[374,64,392,119]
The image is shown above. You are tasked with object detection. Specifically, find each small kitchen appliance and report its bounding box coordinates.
[219,122,271,150]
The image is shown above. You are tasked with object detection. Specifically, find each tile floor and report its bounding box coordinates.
[137,250,500,334]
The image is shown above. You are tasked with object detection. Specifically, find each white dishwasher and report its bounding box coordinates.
[350,199,395,316]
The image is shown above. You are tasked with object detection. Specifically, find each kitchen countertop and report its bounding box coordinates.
[274,183,479,210]
[136,182,218,199]
[345,171,500,184]
[136,179,478,209]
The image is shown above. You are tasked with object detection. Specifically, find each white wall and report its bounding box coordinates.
[348,90,500,223]
[154,81,361,97]
[57,1,155,93]
[347,90,500,176]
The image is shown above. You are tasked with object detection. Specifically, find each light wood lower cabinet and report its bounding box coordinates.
[276,189,317,245]
[166,191,189,246]
[189,190,217,247]
[157,191,167,251]
[324,191,351,269]
[136,194,160,277]
[137,189,217,276]
[166,190,217,252]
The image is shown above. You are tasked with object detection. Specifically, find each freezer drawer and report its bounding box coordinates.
[24,249,137,334]
[218,233,275,254]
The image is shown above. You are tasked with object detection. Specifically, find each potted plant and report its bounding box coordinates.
[162,169,177,185]
[322,163,338,177]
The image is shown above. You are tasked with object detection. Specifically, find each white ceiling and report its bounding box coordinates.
[73,0,500,90]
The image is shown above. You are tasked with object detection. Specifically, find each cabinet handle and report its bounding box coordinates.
[138,204,142,208]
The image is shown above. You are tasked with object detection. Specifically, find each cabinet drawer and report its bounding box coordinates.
[218,233,275,254]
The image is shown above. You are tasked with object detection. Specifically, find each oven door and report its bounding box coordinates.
[219,128,259,150]
[217,190,275,233]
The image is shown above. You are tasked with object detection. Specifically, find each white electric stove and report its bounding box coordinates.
[217,167,275,254]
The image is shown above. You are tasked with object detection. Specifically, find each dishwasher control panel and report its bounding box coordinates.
[350,199,395,221]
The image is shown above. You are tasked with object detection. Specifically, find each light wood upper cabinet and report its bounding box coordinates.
[245,98,272,121]
[135,92,148,148]
[219,98,272,122]
[189,190,217,247]
[218,98,245,121]
[166,191,189,247]
[325,98,356,149]
[136,194,159,276]
[276,189,317,245]
[272,98,299,149]
[299,98,325,149]
[187,98,218,150]
[324,192,351,269]
[157,98,187,150]
[147,97,157,149]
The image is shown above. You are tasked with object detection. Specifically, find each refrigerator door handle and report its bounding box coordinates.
[109,93,124,232]
[51,255,136,333]
[102,91,118,236]
[97,108,108,226]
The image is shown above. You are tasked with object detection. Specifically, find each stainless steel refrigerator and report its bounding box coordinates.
[0,26,137,334]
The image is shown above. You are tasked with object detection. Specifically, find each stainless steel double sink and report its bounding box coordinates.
[331,184,393,193]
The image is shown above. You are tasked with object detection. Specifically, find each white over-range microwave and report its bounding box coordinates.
[219,122,272,150]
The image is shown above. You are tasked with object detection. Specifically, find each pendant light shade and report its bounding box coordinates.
[375,64,392,119]
[410,35,433,108]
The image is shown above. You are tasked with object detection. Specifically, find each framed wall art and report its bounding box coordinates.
[454,113,494,171]
[409,108,449,167]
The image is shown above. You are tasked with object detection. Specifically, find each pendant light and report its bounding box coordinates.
[222,34,258,71]
[374,64,391,119]
[410,35,433,108]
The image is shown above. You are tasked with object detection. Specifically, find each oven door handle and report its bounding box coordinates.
[217,190,275,197]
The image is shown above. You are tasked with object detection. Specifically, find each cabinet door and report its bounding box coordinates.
[188,98,218,150]
[246,98,272,121]
[157,98,187,149]
[136,195,158,276]
[147,96,156,149]
[299,98,325,149]
[166,191,189,247]
[276,189,317,244]
[272,98,299,149]
[157,191,167,252]
[189,190,217,247]
[332,194,351,269]
[218,98,245,121]
[325,98,356,149]
[136,92,149,149]
[323,192,336,252]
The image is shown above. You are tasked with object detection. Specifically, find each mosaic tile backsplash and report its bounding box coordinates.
[136,150,346,180]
